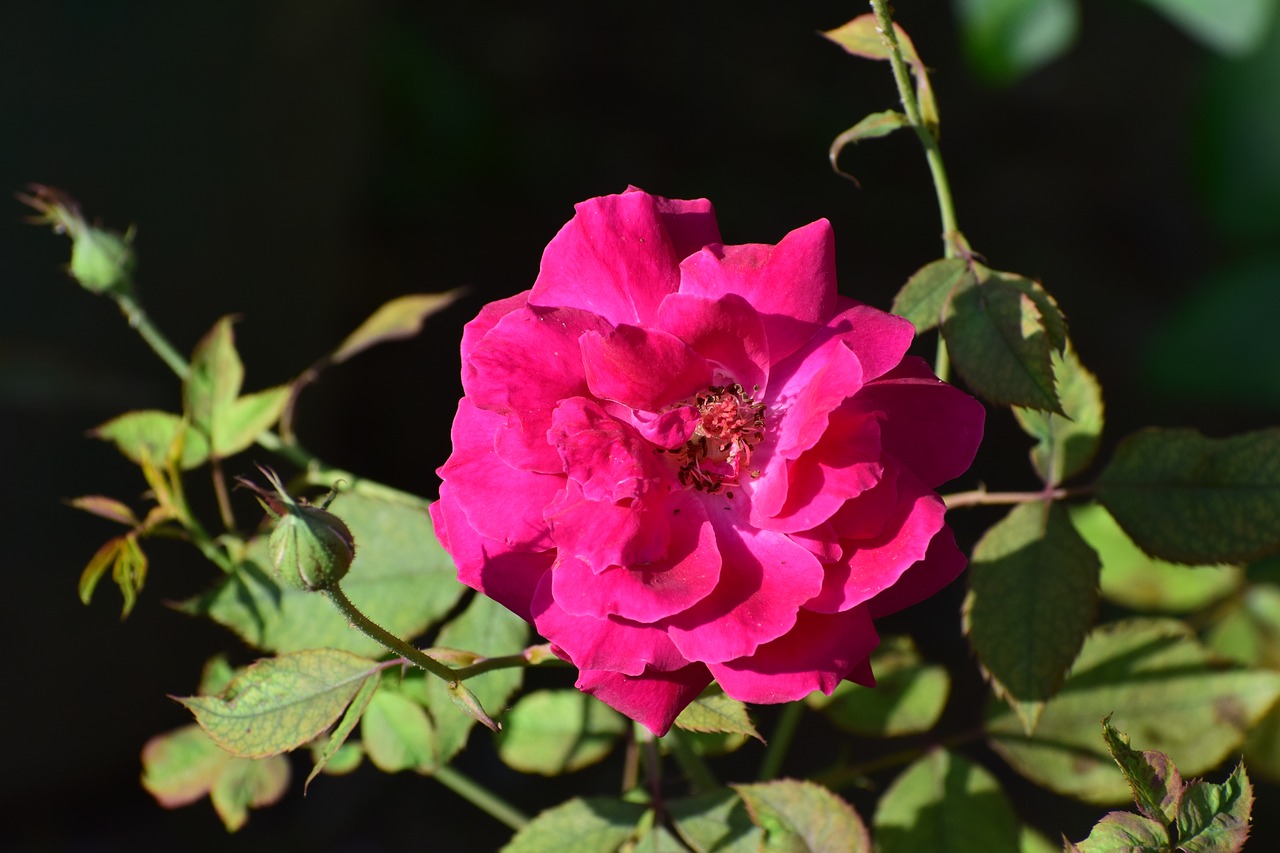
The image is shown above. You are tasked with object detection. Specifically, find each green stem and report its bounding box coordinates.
[757,701,805,781]
[116,293,191,380]
[941,486,1082,510]
[322,584,459,683]
[450,650,569,681]
[433,764,529,830]
[664,728,719,794]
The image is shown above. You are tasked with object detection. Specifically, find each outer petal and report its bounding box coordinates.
[437,399,559,551]
[468,305,612,473]
[823,297,916,382]
[864,524,967,619]
[551,494,720,621]
[532,577,691,675]
[430,490,553,623]
[806,466,947,613]
[460,290,528,388]
[849,356,986,488]
[528,191,686,327]
[639,187,722,261]
[656,292,770,393]
[665,506,824,663]
[576,663,714,737]
[678,219,837,361]
[581,324,712,412]
[708,606,879,704]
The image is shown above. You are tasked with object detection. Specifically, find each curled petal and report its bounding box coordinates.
[550,397,656,503]
[824,297,916,382]
[576,663,713,737]
[656,292,770,393]
[581,324,712,412]
[545,480,670,572]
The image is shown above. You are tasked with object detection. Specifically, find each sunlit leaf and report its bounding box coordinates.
[873,750,1020,853]
[67,494,139,527]
[178,649,381,758]
[331,291,463,364]
[809,635,950,737]
[501,797,647,853]
[674,685,761,741]
[964,501,1100,731]
[1013,346,1103,486]
[830,111,910,181]
[988,619,1280,803]
[1097,427,1280,564]
[361,681,438,773]
[734,779,870,853]
[1101,717,1182,825]
[669,789,761,853]
[496,690,627,776]
[891,258,973,335]
[1176,762,1253,852]
[1074,811,1170,852]
[90,410,210,470]
[214,386,289,458]
[185,316,243,441]
[208,753,290,833]
[307,670,379,789]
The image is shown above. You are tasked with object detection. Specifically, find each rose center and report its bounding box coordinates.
[673,383,765,493]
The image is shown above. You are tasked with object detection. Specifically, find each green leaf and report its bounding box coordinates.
[674,685,761,741]
[1096,427,1280,564]
[830,111,910,181]
[185,316,243,441]
[1175,762,1253,852]
[964,501,1100,731]
[361,681,438,773]
[955,0,1080,84]
[820,14,938,130]
[1134,0,1277,55]
[79,534,148,617]
[208,753,290,833]
[669,789,762,853]
[733,779,870,853]
[307,668,379,789]
[331,291,462,364]
[891,258,974,335]
[178,648,381,758]
[1101,717,1182,825]
[1206,583,1280,667]
[500,797,648,853]
[141,725,289,832]
[1073,502,1241,614]
[183,492,465,655]
[1013,347,1103,486]
[199,654,239,696]
[987,618,1280,803]
[942,271,1063,413]
[310,740,363,777]
[496,690,627,776]
[1019,827,1060,853]
[90,410,210,470]
[1074,811,1170,852]
[872,749,1020,853]
[67,495,140,527]
[214,385,289,458]
[416,593,529,766]
[808,635,950,737]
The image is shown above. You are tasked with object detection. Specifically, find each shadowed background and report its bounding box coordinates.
[3,1,1279,849]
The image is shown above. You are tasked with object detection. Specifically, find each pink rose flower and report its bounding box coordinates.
[430,188,984,735]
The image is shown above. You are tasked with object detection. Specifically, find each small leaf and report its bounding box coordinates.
[90,410,210,470]
[955,0,1080,84]
[891,258,974,334]
[79,534,149,617]
[208,754,290,833]
[185,316,244,440]
[67,495,139,527]
[987,618,1280,803]
[307,669,379,790]
[500,797,647,853]
[1101,716,1183,825]
[1013,346,1104,486]
[733,779,870,853]
[361,683,438,773]
[669,788,762,853]
[496,690,627,776]
[1072,502,1241,613]
[178,649,381,758]
[1074,811,1171,852]
[830,111,910,181]
[1096,427,1280,564]
[141,725,232,809]
[674,685,761,741]
[821,14,921,62]
[1175,762,1253,852]
[808,635,950,737]
[943,271,1063,413]
[872,750,1020,853]
[214,386,289,458]
[963,501,1100,731]
[331,291,463,364]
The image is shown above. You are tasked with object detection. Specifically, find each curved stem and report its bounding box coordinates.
[433,764,528,830]
[942,486,1085,510]
[322,585,459,684]
[757,701,805,781]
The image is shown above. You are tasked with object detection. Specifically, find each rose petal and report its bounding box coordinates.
[576,663,713,736]
[708,606,878,703]
[529,190,686,327]
[630,405,700,449]
[460,290,528,388]
[771,339,865,459]
[545,480,670,572]
[823,298,916,382]
[639,187,722,261]
[430,492,553,623]
[678,218,837,361]
[865,524,967,619]
[656,292,770,393]
[581,324,713,412]
[549,397,657,502]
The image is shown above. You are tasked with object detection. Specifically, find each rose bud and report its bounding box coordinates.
[238,467,355,592]
[18,184,136,297]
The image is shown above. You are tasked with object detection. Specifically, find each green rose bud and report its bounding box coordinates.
[238,467,355,592]
[19,184,136,297]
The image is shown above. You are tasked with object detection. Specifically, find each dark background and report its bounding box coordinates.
[3,1,1279,850]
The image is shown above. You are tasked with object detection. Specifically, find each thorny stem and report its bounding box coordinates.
[757,701,805,781]
[323,585,460,684]
[941,486,1085,510]
[433,765,529,830]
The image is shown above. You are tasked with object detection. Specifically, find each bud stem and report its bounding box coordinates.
[117,293,191,381]
[321,583,460,684]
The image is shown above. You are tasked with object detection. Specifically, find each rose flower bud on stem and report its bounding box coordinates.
[431,188,984,735]
[237,467,355,592]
